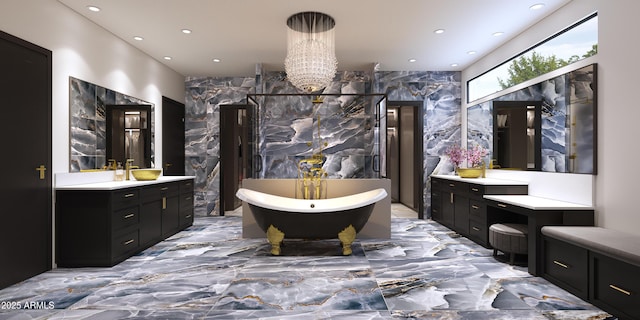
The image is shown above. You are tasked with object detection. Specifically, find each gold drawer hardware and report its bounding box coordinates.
[161,187,169,191]
[609,284,632,296]
[471,205,479,210]
[497,203,507,208]
[162,197,167,209]
[36,165,47,180]
[450,193,454,204]
[185,197,192,200]
[471,188,479,192]
[124,239,134,245]
[185,215,192,219]
[472,227,480,231]
[124,193,135,198]
[449,183,455,187]
[553,260,569,269]
[432,209,439,213]
[124,213,135,219]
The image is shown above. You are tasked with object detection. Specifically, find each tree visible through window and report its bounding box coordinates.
[497,44,598,89]
[468,13,597,102]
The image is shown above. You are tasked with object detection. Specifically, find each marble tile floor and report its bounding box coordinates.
[0,206,615,320]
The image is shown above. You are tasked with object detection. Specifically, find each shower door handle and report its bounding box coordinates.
[254,155,262,173]
[372,155,380,172]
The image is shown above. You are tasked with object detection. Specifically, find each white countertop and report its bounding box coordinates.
[55,176,195,191]
[431,174,528,186]
[483,195,594,210]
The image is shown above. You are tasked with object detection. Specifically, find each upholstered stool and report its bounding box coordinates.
[489,223,528,265]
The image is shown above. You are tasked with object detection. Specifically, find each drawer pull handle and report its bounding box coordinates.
[449,183,455,187]
[497,203,507,208]
[161,187,169,191]
[124,213,135,219]
[124,193,135,198]
[185,197,192,200]
[471,188,479,192]
[432,209,438,213]
[553,260,569,269]
[472,205,479,210]
[162,197,167,210]
[609,284,632,296]
[450,193,454,204]
[472,227,480,231]
[185,215,192,219]
[124,239,134,245]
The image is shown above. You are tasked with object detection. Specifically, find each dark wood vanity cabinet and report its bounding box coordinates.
[56,179,194,267]
[430,176,528,247]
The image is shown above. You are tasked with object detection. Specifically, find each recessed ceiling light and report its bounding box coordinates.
[181,29,192,34]
[434,29,445,34]
[213,58,221,63]
[450,63,459,67]
[133,36,144,41]
[87,5,100,12]
[163,56,172,60]
[408,58,417,63]
[467,51,477,55]
[493,32,504,37]
[530,3,545,10]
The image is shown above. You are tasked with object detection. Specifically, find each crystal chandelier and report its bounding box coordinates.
[285,12,337,93]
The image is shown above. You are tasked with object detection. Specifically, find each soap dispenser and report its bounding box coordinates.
[114,162,124,181]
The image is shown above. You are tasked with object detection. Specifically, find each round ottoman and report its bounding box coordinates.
[489,223,528,265]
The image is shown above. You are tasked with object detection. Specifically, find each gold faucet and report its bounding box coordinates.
[125,159,135,180]
[107,159,117,170]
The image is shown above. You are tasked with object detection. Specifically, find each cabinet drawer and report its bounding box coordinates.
[180,180,194,193]
[468,184,485,198]
[112,229,139,258]
[591,253,640,320]
[112,206,139,231]
[112,189,139,210]
[543,237,588,299]
[469,199,486,220]
[180,209,193,227]
[141,183,180,201]
[468,221,487,246]
[180,193,194,210]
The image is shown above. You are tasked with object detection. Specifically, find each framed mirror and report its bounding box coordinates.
[467,63,596,174]
[69,77,154,172]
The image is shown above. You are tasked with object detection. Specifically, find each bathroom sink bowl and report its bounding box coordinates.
[131,169,161,181]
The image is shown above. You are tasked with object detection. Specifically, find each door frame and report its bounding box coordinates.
[219,104,249,216]
[387,101,424,219]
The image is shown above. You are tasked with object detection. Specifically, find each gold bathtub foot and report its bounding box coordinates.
[338,224,356,255]
[266,225,285,255]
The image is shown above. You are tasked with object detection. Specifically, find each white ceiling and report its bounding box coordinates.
[58,0,571,77]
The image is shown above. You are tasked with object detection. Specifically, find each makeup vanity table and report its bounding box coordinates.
[431,175,594,276]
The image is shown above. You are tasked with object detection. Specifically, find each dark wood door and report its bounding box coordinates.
[162,97,185,176]
[0,31,52,289]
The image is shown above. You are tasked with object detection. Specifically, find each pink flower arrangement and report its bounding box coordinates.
[445,145,488,168]
[466,145,488,167]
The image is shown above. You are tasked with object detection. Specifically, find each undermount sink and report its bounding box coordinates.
[131,169,162,181]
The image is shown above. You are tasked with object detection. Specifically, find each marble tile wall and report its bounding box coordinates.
[185,70,461,217]
[375,71,462,216]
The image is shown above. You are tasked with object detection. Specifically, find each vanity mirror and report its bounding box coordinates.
[467,63,596,174]
[69,77,154,172]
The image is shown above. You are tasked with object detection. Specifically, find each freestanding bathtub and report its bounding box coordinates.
[236,188,388,255]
